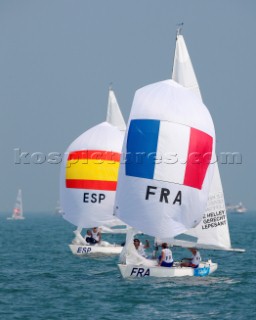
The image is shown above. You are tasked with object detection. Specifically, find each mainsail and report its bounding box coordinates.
[171,32,244,252]
[106,88,126,131]
[172,32,202,100]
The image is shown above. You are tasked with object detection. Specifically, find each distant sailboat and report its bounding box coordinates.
[55,201,64,215]
[7,189,25,220]
[60,88,127,255]
[226,202,247,214]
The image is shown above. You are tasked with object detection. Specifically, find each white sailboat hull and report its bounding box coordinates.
[69,244,123,255]
[118,261,218,278]
[7,216,25,220]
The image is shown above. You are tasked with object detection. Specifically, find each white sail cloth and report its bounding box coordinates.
[172,34,202,100]
[183,163,231,249]
[115,80,216,239]
[106,89,126,131]
[119,228,156,266]
[60,122,124,228]
[171,34,233,251]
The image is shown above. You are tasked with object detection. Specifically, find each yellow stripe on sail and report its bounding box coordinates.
[66,159,120,182]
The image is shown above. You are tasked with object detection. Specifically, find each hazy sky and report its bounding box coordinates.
[0,0,255,212]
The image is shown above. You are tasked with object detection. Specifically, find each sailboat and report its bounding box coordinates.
[226,202,247,213]
[115,29,244,278]
[55,200,64,215]
[60,88,127,255]
[7,189,25,220]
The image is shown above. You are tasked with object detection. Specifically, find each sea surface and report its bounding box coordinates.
[0,212,255,320]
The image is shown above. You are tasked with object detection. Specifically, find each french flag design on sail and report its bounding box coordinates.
[126,119,213,190]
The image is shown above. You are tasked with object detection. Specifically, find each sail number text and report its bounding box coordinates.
[77,247,92,254]
[83,193,106,203]
[130,267,150,277]
[145,186,182,205]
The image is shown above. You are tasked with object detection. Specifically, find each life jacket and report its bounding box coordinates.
[91,230,99,242]
[191,251,201,265]
[163,248,173,263]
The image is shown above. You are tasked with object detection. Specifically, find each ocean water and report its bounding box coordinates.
[0,212,255,320]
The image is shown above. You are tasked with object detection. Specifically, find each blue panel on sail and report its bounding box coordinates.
[126,119,160,179]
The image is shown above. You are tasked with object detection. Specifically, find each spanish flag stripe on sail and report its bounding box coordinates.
[66,150,120,190]
[68,150,120,162]
[66,179,117,191]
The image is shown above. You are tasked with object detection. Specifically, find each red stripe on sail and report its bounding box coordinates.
[68,150,120,162]
[66,179,117,191]
[183,128,213,189]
